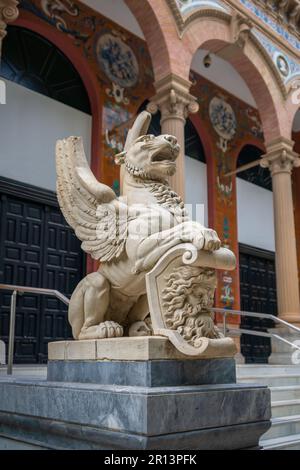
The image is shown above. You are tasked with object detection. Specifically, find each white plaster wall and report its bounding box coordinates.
[81,0,144,38]
[191,50,257,107]
[236,177,275,252]
[82,0,256,108]
[0,79,92,192]
[185,156,208,226]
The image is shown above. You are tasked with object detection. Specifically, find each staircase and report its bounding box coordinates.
[237,365,300,450]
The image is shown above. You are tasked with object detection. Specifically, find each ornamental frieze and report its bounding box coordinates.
[170,0,300,55]
[253,29,300,83]
[239,0,300,51]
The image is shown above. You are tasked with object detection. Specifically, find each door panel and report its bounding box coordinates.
[0,194,43,362]
[239,245,277,363]
[0,188,85,363]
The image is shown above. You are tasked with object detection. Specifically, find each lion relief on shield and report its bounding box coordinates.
[162,266,223,347]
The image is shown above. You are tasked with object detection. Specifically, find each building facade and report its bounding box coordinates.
[0,0,300,364]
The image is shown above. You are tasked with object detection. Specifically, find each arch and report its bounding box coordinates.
[13,13,102,274]
[181,16,288,143]
[14,14,102,178]
[236,144,271,191]
[124,5,290,142]
[125,0,188,81]
[1,25,91,114]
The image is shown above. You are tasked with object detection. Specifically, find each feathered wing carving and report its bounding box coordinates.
[56,136,129,262]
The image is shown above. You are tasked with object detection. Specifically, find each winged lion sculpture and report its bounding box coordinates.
[56,111,224,343]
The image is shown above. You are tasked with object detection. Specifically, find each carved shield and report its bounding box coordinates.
[146,243,237,357]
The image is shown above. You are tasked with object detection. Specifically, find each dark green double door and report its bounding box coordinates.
[239,244,277,363]
[0,179,85,363]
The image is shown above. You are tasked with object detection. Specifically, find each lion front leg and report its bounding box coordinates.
[132,222,221,273]
[69,272,123,340]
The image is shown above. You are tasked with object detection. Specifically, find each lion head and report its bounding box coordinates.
[115,111,179,181]
[162,266,222,345]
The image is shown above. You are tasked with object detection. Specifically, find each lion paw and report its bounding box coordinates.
[193,228,221,251]
[97,321,123,339]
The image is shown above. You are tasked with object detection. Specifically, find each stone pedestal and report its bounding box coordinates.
[0,337,271,449]
[269,327,300,365]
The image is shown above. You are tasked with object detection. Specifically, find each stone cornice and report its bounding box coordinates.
[227,0,300,58]
[250,0,300,35]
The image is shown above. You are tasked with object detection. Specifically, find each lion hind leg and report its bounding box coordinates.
[69,272,123,340]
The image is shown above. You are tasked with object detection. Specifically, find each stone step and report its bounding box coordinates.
[238,374,300,387]
[271,399,300,418]
[263,414,300,440]
[270,385,300,401]
[0,435,46,450]
[236,364,300,377]
[261,433,300,450]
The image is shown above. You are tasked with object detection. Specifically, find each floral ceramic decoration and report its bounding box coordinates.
[209,96,237,142]
[96,33,139,89]
[41,0,79,30]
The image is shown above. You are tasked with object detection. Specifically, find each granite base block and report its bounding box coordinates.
[0,410,270,450]
[0,374,271,450]
[47,357,236,386]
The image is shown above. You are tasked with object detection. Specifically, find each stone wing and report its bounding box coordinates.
[56,136,128,262]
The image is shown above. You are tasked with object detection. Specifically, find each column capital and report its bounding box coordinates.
[261,137,300,176]
[0,0,19,42]
[147,73,199,124]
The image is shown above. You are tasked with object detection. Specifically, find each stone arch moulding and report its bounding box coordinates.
[181,14,289,144]
[166,0,231,37]
[125,0,176,82]
[12,14,102,274]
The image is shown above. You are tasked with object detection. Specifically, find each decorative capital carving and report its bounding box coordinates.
[147,74,199,124]
[0,0,19,43]
[261,137,300,176]
[230,12,253,49]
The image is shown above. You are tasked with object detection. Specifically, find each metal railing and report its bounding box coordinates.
[0,284,69,375]
[212,307,300,353]
[1,283,300,375]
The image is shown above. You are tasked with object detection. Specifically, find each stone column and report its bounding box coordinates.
[0,0,19,57]
[261,137,300,325]
[147,74,199,199]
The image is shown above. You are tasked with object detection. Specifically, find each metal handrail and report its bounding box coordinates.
[1,283,300,374]
[0,284,69,375]
[0,284,70,305]
[212,307,300,353]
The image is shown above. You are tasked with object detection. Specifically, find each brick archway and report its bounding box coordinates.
[182,17,286,144]
[125,0,189,81]
[124,3,288,144]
